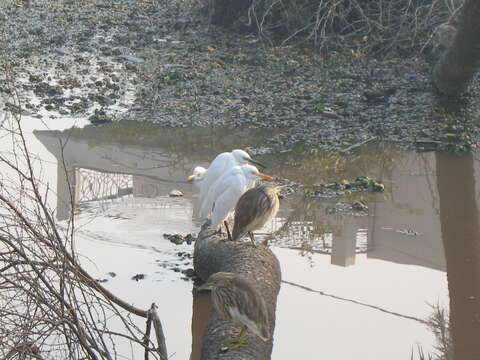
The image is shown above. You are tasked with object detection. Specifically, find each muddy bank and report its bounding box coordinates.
[1,0,479,153]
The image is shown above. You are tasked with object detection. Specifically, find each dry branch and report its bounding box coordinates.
[0,64,168,360]
[204,0,454,56]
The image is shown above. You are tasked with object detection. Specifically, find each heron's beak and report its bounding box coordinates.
[195,283,213,293]
[187,175,195,183]
[245,157,266,169]
[257,173,273,180]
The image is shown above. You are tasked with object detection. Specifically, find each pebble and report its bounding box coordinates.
[169,189,183,197]
[117,55,145,63]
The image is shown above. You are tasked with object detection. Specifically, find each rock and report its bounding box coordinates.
[162,233,195,246]
[131,103,142,111]
[117,55,145,63]
[88,109,113,125]
[131,274,146,281]
[54,48,69,56]
[169,189,183,197]
[371,182,385,192]
[354,176,370,187]
[163,233,184,245]
[184,233,195,245]
[320,110,338,119]
[352,200,368,211]
[182,268,196,278]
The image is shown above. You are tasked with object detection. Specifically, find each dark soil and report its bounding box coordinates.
[1,0,479,153]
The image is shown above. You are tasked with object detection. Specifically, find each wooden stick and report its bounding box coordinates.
[339,136,377,154]
[150,303,168,360]
[144,310,153,360]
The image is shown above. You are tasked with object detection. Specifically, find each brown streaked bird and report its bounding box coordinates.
[232,184,280,246]
[196,272,269,348]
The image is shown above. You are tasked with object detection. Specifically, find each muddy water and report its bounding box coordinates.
[4,118,480,359]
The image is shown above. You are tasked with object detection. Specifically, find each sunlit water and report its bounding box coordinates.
[2,114,480,359]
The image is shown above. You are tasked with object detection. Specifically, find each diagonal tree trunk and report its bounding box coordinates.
[432,0,480,96]
[193,222,281,360]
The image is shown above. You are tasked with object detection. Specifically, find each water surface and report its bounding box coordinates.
[3,117,480,359]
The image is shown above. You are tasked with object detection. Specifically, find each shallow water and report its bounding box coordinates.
[2,117,480,359]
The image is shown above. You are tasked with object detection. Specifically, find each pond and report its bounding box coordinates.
[2,114,480,359]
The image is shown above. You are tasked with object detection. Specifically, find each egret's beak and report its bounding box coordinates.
[187,175,195,183]
[245,157,266,169]
[257,173,273,180]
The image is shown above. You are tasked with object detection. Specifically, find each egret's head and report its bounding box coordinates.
[242,164,273,181]
[187,166,207,183]
[231,149,266,169]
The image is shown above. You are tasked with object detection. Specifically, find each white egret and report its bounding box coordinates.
[201,164,272,231]
[187,166,207,189]
[199,150,265,214]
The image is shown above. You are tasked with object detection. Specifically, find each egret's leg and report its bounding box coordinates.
[224,326,248,348]
[225,221,232,241]
[248,232,257,247]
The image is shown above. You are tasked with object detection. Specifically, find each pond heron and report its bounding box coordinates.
[196,272,269,347]
[201,165,272,235]
[232,184,280,246]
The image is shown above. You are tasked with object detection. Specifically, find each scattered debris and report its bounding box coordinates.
[163,233,195,245]
[396,229,419,236]
[131,274,146,281]
[89,108,113,125]
[305,176,385,197]
[182,268,196,279]
[1,1,479,153]
[352,200,368,211]
[169,189,183,197]
[117,55,145,63]
[326,201,369,216]
[381,227,420,236]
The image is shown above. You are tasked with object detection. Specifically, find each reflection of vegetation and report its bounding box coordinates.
[414,304,453,360]
[47,121,272,159]
[35,121,276,173]
[429,104,477,153]
[274,195,363,256]
[265,141,404,187]
[42,122,408,189]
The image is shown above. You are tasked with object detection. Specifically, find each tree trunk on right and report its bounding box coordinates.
[432,0,480,96]
[206,0,252,27]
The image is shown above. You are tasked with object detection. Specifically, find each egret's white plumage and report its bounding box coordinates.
[187,166,207,189]
[198,150,265,215]
[200,164,272,228]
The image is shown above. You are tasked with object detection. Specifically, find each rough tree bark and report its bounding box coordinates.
[432,0,480,96]
[193,222,281,360]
